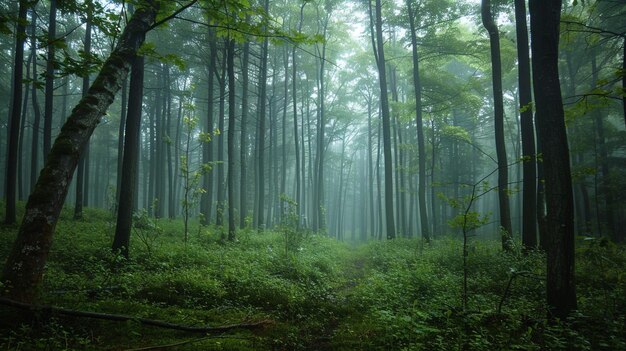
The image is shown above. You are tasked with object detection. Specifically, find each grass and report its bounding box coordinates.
[0,204,624,350]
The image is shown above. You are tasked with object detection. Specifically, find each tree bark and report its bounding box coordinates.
[514,0,537,250]
[201,28,217,225]
[482,0,512,251]
[529,0,576,320]
[1,3,158,302]
[255,0,269,230]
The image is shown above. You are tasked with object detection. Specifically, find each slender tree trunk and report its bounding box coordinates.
[514,0,537,250]
[367,96,375,238]
[256,0,269,230]
[116,78,128,206]
[43,0,57,161]
[18,51,33,201]
[280,47,288,219]
[216,44,226,229]
[374,0,396,239]
[29,11,42,192]
[227,38,236,241]
[239,39,250,228]
[407,0,430,242]
[75,8,93,220]
[292,3,305,227]
[4,0,29,224]
[591,49,617,241]
[2,4,157,301]
[482,0,512,251]
[529,0,576,320]
[201,29,217,225]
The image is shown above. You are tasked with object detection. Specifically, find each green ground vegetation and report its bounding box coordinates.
[0,204,624,350]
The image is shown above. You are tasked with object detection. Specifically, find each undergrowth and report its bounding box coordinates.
[0,204,624,350]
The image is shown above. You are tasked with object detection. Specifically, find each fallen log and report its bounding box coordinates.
[0,297,272,333]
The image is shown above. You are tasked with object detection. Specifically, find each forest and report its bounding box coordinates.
[0,0,625,349]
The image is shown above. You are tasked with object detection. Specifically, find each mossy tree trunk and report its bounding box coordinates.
[1,3,158,303]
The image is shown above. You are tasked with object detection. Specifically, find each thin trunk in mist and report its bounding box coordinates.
[529,0,576,320]
[591,48,617,241]
[240,39,250,228]
[216,44,226,228]
[482,0,512,251]
[256,0,269,230]
[281,47,288,219]
[75,7,93,220]
[201,29,217,225]
[116,78,128,206]
[5,0,29,224]
[43,0,57,160]
[227,38,236,241]
[407,0,430,242]
[514,0,537,250]
[30,12,42,192]
[292,3,305,227]
[373,0,396,239]
[18,51,33,201]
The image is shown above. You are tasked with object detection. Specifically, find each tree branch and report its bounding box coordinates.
[0,297,272,334]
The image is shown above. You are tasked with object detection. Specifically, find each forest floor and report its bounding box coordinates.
[0,205,625,350]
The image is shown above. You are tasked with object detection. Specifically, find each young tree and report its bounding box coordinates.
[529,0,576,319]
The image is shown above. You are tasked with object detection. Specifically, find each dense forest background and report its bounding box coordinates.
[0,0,625,349]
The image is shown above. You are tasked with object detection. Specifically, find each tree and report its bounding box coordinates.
[226,37,236,241]
[372,0,396,239]
[406,0,430,242]
[43,0,57,160]
[4,0,30,224]
[529,0,576,319]
[112,18,146,258]
[481,0,512,251]
[1,2,159,302]
[514,0,537,250]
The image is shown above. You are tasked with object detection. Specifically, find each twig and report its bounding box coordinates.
[0,297,272,333]
[497,271,545,314]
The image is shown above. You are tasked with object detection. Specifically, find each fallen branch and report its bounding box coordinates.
[125,335,251,351]
[0,297,272,333]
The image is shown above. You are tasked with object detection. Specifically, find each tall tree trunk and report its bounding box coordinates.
[256,0,269,230]
[292,3,305,227]
[407,0,430,242]
[4,0,29,224]
[482,0,512,251]
[116,78,128,207]
[216,44,226,229]
[43,0,57,161]
[75,7,93,220]
[239,39,250,228]
[514,0,537,250]
[227,38,236,241]
[2,4,157,301]
[373,0,396,239]
[367,95,375,238]
[30,11,42,192]
[591,49,617,241]
[280,47,288,219]
[165,67,175,219]
[529,0,576,320]
[201,29,216,225]
[18,51,33,201]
